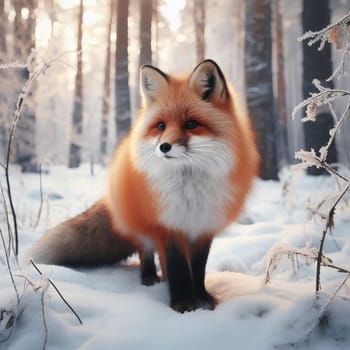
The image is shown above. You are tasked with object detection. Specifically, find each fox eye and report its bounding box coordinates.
[184,120,198,130]
[157,121,166,131]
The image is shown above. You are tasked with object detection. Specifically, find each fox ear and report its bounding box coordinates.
[189,59,229,103]
[140,65,169,104]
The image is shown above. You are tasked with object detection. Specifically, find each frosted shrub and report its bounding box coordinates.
[0,52,82,348]
[266,12,350,348]
[263,12,350,349]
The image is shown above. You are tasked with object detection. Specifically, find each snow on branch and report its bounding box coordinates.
[3,50,76,257]
[30,260,83,326]
[265,242,350,285]
[0,50,79,348]
[298,11,350,80]
[293,149,350,181]
[265,243,332,284]
[292,79,350,122]
[271,11,350,348]
[292,21,350,172]
[299,11,350,49]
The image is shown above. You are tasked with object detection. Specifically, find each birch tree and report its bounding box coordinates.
[12,0,38,172]
[0,0,7,160]
[273,0,288,163]
[69,0,84,168]
[0,0,6,59]
[100,0,115,163]
[135,0,153,109]
[115,0,131,142]
[194,0,205,63]
[139,0,153,67]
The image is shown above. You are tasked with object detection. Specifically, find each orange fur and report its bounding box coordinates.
[107,64,258,241]
[29,60,259,312]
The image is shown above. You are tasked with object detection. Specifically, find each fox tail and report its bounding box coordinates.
[28,199,137,267]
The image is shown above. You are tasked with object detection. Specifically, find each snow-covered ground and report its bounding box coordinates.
[1,164,350,350]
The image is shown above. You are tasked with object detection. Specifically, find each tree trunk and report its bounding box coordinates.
[194,0,205,63]
[302,0,337,175]
[0,0,6,59]
[139,0,153,67]
[0,0,7,161]
[153,0,159,67]
[244,0,278,180]
[273,0,289,164]
[13,0,38,172]
[115,0,131,143]
[100,0,115,163]
[135,0,153,109]
[69,0,84,168]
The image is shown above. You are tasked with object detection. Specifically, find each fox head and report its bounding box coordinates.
[133,59,239,178]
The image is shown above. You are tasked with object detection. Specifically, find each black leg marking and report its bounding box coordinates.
[140,250,159,286]
[165,237,197,313]
[191,237,217,310]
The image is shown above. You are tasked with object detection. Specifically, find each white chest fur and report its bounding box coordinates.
[154,167,233,240]
[135,136,236,240]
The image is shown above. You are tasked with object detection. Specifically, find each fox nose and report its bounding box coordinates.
[159,142,172,153]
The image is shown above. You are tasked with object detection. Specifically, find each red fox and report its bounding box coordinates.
[29,60,259,312]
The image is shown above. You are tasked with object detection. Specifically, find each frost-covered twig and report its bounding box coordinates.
[0,51,79,348]
[294,150,349,182]
[298,11,350,48]
[265,244,332,284]
[265,242,350,285]
[298,11,350,81]
[33,164,44,230]
[322,99,350,160]
[275,12,350,348]
[30,260,83,325]
[293,11,350,181]
[292,81,349,121]
[4,50,76,256]
[0,308,17,343]
[0,226,21,345]
[0,229,19,304]
[40,284,49,350]
[0,180,13,255]
[16,266,51,349]
[316,184,350,292]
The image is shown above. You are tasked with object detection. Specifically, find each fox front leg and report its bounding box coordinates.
[163,236,197,313]
[190,235,217,310]
[139,248,160,286]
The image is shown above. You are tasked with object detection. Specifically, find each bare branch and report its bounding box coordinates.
[30,260,83,325]
[33,164,44,230]
[40,288,48,350]
[294,151,350,182]
[298,11,350,48]
[292,86,350,120]
[0,308,17,344]
[265,242,350,286]
[316,184,350,292]
[0,180,13,255]
[3,51,77,256]
[0,229,19,304]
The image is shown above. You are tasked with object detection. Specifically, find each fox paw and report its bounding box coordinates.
[197,292,217,310]
[142,275,160,286]
[170,299,198,313]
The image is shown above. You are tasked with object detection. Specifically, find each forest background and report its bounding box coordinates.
[1,0,349,179]
[1,1,350,348]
